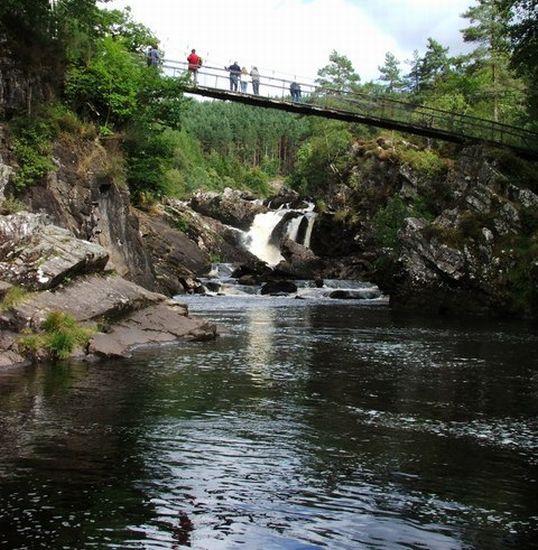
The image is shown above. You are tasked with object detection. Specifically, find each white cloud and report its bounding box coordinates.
[107,0,474,82]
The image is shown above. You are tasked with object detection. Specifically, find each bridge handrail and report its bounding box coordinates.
[161,58,538,152]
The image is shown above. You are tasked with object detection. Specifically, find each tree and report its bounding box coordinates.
[403,50,422,94]
[502,0,538,123]
[315,50,360,93]
[378,52,403,93]
[461,0,513,122]
[418,38,450,91]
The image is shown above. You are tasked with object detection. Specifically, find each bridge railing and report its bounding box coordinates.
[161,59,538,153]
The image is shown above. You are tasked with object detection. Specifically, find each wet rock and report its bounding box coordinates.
[276,239,326,279]
[0,331,25,366]
[328,288,381,300]
[0,213,109,291]
[260,280,298,295]
[265,188,310,210]
[88,301,216,359]
[231,261,270,280]
[237,274,260,286]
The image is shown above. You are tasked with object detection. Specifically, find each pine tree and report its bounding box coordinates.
[502,0,538,123]
[418,38,450,91]
[378,52,403,93]
[461,0,512,122]
[315,50,361,93]
[403,50,422,94]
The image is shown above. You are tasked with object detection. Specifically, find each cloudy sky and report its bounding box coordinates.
[107,0,475,83]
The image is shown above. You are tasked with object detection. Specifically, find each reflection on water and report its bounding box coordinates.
[245,307,278,384]
[0,298,537,549]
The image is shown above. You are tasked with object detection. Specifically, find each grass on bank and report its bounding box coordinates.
[19,311,96,361]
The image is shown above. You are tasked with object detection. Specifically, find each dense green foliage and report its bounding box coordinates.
[1,0,536,202]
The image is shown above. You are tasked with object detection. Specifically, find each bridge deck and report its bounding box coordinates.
[163,60,538,159]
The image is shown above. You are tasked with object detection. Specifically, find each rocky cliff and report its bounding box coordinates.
[311,139,538,319]
[0,127,219,367]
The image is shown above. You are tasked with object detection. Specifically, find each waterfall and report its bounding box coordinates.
[243,204,317,266]
[244,211,287,265]
[303,213,316,248]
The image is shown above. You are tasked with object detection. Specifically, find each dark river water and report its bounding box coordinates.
[1,296,537,549]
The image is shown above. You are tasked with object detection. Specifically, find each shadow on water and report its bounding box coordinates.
[0,298,537,548]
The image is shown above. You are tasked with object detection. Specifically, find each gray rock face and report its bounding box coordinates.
[389,147,538,316]
[0,280,12,300]
[1,274,163,331]
[189,188,268,230]
[88,301,217,359]
[136,207,210,295]
[0,212,109,290]
[22,137,155,290]
[276,238,326,279]
[0,35,55,117]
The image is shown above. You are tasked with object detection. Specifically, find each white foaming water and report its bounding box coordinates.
[243,204,317,266]
[244,211,287,265]
[302,213,316,248]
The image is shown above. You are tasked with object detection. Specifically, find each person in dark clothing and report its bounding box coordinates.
[290,81,302,102]
[187,49,202,83]
[147,45,160,67]
[225,62,241,92]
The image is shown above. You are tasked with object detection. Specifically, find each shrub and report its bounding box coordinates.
[0,197,25,214]
[372,196,410,248]
[12,126,54,189]
[19,311,95,361]
[241,167,269,196]
[0,287,30,312]
[397,146,447,180]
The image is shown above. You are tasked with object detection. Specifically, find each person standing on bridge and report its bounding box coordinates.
[187,49,202,83]
[225,61,241,92]
[250,66,260,95]
[240,67,249,93]
[290,81,301,102]
[146,44,160,67]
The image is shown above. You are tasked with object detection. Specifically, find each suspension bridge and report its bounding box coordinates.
[162,60,538,159]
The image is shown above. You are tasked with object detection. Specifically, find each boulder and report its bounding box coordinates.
[265,188,310,210]
[189,188,267,230]
[88,301,216,359]
[0,331,25,367]
[275,238,326,279]
[328,288,381,300]
[260,280,298,295]
[1,273,164,331]
[136,208,209,295]
[0,213,109,290]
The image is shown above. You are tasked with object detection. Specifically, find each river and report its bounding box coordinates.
[0,296,537,549]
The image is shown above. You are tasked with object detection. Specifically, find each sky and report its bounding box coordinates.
[107,0,476,83]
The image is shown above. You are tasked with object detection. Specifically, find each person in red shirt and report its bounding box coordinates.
[187,49,202,83]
